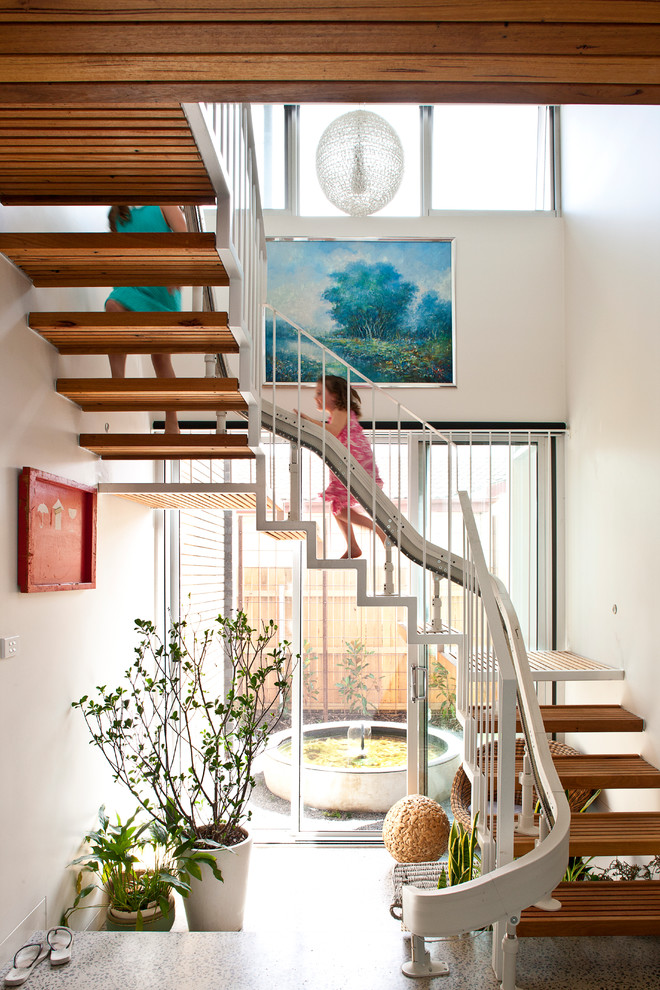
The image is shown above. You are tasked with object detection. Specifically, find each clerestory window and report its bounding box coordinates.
[251,103,558,216]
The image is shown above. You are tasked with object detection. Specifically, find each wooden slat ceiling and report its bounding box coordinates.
[0,233,228,287]
[0,104,216,205]
[0,2,658,105]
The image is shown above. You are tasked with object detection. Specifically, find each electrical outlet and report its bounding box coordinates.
[0,636,19,659]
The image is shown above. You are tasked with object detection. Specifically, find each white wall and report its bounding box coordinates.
[262,213,566,425]
[0,205,160,954]
[561,106,660,809]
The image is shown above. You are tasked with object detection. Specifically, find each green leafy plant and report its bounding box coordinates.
[438,813,480,889]
[563,855,597,882]
[428,658,458,726]
[62,806,201,929]
[302,639,321,708]
[548,789,601,882]
[72,612,296,851]
[593,854,660,881]
[337,639,380,718]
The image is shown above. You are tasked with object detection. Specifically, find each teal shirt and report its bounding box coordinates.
[105,206,182,312]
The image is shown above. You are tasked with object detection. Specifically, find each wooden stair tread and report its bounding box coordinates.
[481,704,643,733]
[0,104,216,206]
[57,377,247,412]
[0,232,228,286]
[548,754,660,789]
[80,433,253,461]
[28,311,238,354]
[518,881,660,937]
[506,752,660,789]
[497,704,644,733]
[534,704,644,732]
[514,812,660,856]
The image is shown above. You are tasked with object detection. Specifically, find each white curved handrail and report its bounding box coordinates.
[260,403,570,949]
[401,807,569,936]
[260,399,466,585]
[401,494,570,985]
[261,291,568,984]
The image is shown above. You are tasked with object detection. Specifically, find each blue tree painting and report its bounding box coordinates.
[265,239,454,384]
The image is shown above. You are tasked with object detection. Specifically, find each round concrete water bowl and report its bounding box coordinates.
[261,721,462,813]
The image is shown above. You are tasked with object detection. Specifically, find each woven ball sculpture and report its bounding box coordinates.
[383,794,450,863]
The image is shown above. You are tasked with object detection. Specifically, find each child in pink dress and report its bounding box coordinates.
[297,375,386,559]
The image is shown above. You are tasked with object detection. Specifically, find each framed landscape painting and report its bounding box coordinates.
[265,238,455,385]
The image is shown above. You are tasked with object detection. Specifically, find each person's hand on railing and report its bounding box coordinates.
[293,408,323,427]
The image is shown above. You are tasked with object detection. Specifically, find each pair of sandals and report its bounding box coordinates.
[4,928,73,987]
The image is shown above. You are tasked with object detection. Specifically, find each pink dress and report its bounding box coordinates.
[323,410,384,513]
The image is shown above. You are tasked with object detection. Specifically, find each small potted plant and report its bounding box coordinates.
[72,612,295,931]
[437,813,480,889]
[63,806,199,932]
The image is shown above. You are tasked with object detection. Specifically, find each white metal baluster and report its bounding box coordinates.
[447,430,453,634]
[421,423,428,629]
[271,311,277,522]
[321,353,327,558]
[545,430,552,649]
[346,367,352,557]
[397,405,402,595]
[488,430,493,570]
[294,324,302,524]
[371,382,377,594]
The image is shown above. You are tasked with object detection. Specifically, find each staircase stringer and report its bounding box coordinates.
[183,102,267,450]
[253,449,455,648]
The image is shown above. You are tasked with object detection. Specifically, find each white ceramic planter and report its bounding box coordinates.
[262,722,462,813]
[183,829,252,932]
[106,892,175,932]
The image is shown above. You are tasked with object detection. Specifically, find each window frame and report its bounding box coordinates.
[256,103,560,219]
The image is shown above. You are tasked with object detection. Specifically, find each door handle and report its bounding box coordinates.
[410,664,427,702]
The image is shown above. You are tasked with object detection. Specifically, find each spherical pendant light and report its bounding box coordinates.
[315,110,404,216]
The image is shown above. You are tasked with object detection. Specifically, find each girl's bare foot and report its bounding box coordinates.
[341,546,362,559]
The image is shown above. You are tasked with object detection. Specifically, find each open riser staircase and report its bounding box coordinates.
[1,101,659,988]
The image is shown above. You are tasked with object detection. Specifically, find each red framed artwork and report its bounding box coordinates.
[18,467,97,593]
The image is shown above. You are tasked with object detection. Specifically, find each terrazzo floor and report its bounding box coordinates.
[2,845,659,990]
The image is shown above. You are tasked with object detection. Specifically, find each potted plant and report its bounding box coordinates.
[437,813,480,889]
[63,806,196,932]
[72,612,295,931]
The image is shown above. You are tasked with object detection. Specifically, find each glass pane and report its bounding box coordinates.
[251,104,286,210]
[431,105,542,210]
[299,104,420,217]
[236,509,295,833]
[299,569,409,834]
[428,439,538,647]
[427,645,462,820]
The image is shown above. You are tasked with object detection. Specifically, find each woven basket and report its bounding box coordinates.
[390,861,444,923]
[450,738,593,830]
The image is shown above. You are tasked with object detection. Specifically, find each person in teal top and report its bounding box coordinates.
[105,204,187,434]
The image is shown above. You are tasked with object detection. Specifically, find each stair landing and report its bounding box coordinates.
[526,650,625,681]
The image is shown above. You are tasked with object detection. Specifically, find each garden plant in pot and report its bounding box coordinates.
[73,612,295,931]
[63,806,196,932]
